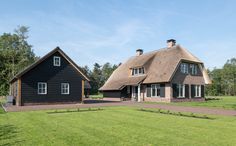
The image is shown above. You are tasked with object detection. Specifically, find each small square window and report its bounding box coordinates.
[61,83,69,94]
[38,82,47,94]
[54,56,61,66]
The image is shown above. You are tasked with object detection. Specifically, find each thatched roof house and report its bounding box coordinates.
[100,39,211,102]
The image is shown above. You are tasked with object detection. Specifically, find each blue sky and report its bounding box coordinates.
[0,0,236,69]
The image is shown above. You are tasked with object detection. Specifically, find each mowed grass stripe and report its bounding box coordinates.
[1,107,236,146]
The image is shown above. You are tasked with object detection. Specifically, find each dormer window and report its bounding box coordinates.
[190,64,198,75]
[180,63,188,74]
[53,56,61,66]
[132,67,144,76]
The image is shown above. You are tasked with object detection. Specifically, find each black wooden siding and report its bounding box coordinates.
[21,52,83,104]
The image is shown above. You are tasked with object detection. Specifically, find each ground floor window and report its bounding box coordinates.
[38,82,47,94]
[61,83,70,94]
[195,85,201,97]
[127,86,130,94]
[151,84,160,97]
[177,84,185,98]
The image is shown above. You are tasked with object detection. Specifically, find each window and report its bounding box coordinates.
[180,63,189,74]
[190,64,198,75]
[134,68,138,75]
[127,86,130,94]
[151,84,160,97]
[139,68,144,74]
[61,83,69,94]
[195,85,201,97]
[38,82,47,94]
[53,56,61,66]
[132,67,144,76]
[177,84,185,98]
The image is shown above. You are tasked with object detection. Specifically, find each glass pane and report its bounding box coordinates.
[181,64,184,72]
[152,89,156,96]
[157,88,160,96]
[195,65,197,74]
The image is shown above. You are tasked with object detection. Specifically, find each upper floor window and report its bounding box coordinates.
[38,82,47,94]
[53,56,61,66]
[61,83,70,94]
[190,64,198,75]
[180,63,188,74]
[132,67,144,76]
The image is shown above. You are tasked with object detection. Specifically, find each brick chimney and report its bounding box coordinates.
[136,49,143,56]
[167,39,176,48]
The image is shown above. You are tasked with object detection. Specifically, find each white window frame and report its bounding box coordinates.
[61,83,70,95]
[195,85,201,97]
[190,64,198,75]
[38,82,47,95]
[151,84,160,97]
[53,56,61,66]
[132,67,145,76]
[177,84,185,98]
[180,63,189,74]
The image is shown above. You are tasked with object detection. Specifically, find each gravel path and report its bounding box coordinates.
[3,100,236,116]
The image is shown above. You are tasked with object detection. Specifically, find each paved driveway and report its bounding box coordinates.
[3,99,236,116]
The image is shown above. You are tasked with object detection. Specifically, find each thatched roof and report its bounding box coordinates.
[100,45,211,91]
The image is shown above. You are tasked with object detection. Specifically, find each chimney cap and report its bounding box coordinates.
[167,39,176,43]
[136,48,143,52]
[136,48,143,56]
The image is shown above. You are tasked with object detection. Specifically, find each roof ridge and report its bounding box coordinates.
[10,47,90,82]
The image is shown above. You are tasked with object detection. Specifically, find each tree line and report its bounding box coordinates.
[81,63,118,94]
[0,26,235,96]
[206,58,236,96]
[0,26,38,95]
[0,26,118,95]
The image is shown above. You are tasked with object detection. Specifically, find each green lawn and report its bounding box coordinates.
[146,96,236,110]
[0,97,6,114]
[1,106,236,146]
[171,96,236,110]
[89,93,103,99]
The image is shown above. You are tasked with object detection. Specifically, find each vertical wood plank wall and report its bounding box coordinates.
[82,80,84,102]
[17,78,22,106]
